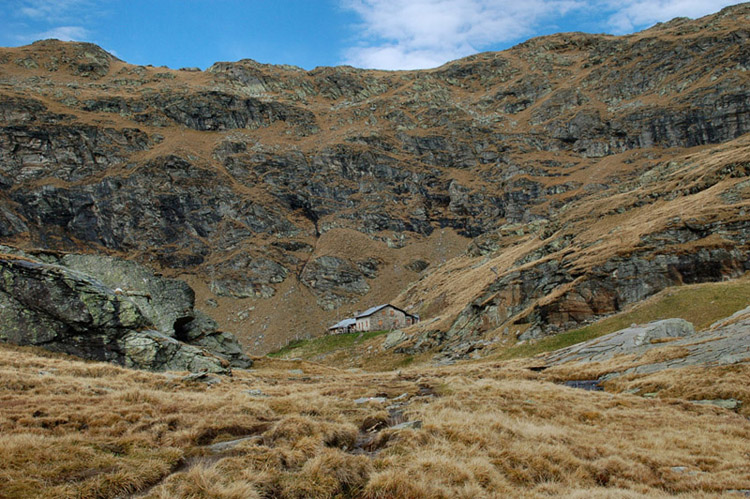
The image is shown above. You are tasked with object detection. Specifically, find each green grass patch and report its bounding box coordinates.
[496,278,750,361]
[268,330,389,359]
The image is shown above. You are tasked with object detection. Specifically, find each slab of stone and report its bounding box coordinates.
[355,397,387,404]
[562,380,603,391]
[206,436,262,453]
[544,319,695,365]
[690,398,742,410]
[543,315,750,382]
[391,420,422,430]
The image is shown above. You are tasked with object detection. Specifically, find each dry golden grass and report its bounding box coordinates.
[2,344,749,498]
[603,363,750,418]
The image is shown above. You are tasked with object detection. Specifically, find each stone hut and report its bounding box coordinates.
[327,304,419,334]
[354,304,419,332]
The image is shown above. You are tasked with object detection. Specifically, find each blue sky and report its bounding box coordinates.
[0,0,743,70]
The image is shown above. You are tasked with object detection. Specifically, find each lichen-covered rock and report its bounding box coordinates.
[0,252,250,372]
[117,330,228,373]
[0,257,147,334]
[60,253,195,335]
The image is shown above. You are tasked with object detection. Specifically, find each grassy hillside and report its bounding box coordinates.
[268,330,389,359]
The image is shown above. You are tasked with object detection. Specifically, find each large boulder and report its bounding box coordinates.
[55,253,253,368]
[0,251,252,372]
[59,253,195,334]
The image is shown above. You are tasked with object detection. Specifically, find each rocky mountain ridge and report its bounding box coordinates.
[0,3,749,358]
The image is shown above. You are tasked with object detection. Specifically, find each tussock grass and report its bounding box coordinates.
[603,363,750,417]
[2,344,749,497]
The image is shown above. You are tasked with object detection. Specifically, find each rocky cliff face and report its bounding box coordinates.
[0,4,749,357]
[0,248,252,372]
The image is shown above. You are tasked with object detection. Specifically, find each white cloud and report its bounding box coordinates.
[342,0,584,69]
[16,0,92,23]
[341,0,744,70]
[33,25,89,41]
[5,1,102,44]
[604,0,741,33]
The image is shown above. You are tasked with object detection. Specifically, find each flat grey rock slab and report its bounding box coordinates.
[689,398,742,410]
[355,397,387,404]
[544,319,695,365]
[543,317,750,380]
[244,389,268,397]
[206,436,262,453]
[391,420,422,430]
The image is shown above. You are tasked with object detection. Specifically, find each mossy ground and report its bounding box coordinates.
[268,330,389,360]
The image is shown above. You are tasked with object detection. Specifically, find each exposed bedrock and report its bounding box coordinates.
[446,243,749,346]
[0,250,252,371]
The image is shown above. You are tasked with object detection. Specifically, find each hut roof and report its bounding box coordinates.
[329,318,356,329]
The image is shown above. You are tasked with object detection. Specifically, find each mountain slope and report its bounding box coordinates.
[0,3,749,356]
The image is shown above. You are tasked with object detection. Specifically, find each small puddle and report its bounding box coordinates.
[561,379,603,391]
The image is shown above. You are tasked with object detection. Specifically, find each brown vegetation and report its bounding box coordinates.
[2,343,749,498]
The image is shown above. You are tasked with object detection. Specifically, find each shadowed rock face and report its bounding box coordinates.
[0,250,252,372]
[1,4,750,355]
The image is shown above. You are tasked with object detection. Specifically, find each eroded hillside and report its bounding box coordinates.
[0,4,749,356]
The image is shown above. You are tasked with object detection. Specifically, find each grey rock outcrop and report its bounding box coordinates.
[83,91,318,134]
[300,256,371,309]
[207,254,288,298]
[541,315,750,380]
[0,251,252,372]
[446,241,748,347]
[543,319,695,365]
